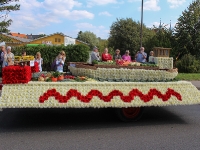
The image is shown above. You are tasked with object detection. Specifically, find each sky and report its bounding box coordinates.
[6,0,194,39]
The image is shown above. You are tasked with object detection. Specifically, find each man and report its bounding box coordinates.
[0,45,6,77]
[91,46,100,62]
[135,47,147,63]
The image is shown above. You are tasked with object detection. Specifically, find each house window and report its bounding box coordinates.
[55,38,57,42]
[58,38,61,42]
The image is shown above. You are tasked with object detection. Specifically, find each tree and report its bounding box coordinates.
[145,22,176,56]
[0,0,20,41]
[174,0,200,58]
[76,31,99,50]
[108,18,154,57]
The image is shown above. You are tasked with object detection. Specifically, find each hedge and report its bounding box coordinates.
[13,44,90,71]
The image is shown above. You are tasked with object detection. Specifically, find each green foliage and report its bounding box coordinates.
[0,0,20,41]
[108,18,155,57]
[76,31,99,50]
[175,54,200,73]
[175,73,200,81]
[52,71,61,78]
[145,24,175,55]
[13,44,90,71]
[174,0,200,57]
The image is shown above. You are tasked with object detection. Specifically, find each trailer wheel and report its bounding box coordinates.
[116,107,144,122]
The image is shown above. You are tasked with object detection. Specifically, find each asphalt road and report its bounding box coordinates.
[0,105,200,150]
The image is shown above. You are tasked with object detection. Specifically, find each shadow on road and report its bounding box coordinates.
[0,107,186,133]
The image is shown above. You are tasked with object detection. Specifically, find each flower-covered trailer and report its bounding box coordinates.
[0,54,200,121]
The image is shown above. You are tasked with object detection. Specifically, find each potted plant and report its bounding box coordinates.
[51,71,60,82]
[57,73,64,81]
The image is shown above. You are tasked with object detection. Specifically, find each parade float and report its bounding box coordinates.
[0,48,200,121]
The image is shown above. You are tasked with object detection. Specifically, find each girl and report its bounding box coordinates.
[56,51,66,72]
[35,52,43,72]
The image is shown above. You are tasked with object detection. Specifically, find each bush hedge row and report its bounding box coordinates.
[175,54,200,73]
[13,44,90,71]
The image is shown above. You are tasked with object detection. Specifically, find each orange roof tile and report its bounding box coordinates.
[10,32,27,38]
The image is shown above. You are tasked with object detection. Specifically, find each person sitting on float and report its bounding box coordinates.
[122,50,131,61]
[55,51,66,72]
[148,51,154,62]
[101,48,112,61]
[135,47,147,63]
[113,49,122,60]
[5,56,14,66]
[91,46,100,62]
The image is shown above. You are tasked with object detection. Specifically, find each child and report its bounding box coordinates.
[34,52,43,72]
[56,53,65,72]
[5,57,14,66]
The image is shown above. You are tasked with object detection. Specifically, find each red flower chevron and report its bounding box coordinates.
[39,88,182,103]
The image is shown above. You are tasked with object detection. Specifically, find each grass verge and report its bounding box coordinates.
[175,73,200,81]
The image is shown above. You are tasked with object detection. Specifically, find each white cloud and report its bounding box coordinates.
[87,0,118,7]
[75,23,108,39]
[8,0,94,32]
[43,0,82,11]
[99,11,112,16]
[75,23,96,29]
[167,0,186,8]
[143,0,160,11]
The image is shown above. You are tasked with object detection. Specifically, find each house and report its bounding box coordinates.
[28,32,88,46]
[1,33,31,47]
[26,34,41,40]
[9,32,27,39]
[1,32,88,47]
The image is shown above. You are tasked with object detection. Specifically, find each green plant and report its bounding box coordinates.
[92,60,98,65]
[52,71,61,78]
[13,44,90,71]
[175,54,200,73]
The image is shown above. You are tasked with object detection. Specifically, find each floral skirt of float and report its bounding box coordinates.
[0,81,200,108]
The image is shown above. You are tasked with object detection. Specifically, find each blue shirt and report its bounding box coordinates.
[56,59,64,72]
[136,52,147,62]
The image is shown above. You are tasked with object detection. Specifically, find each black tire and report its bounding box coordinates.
[115,107,144,122]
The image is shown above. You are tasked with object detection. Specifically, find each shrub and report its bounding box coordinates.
[13,44,90,71]
[175,54,200,73]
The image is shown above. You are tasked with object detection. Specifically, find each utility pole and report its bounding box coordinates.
[140,0,144,48]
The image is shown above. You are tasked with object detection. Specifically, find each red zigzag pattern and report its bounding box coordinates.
[39,88,182,103]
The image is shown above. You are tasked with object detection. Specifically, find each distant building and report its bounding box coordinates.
[1,32,88,47]
[9,32,27,39]
[26,34,41,40]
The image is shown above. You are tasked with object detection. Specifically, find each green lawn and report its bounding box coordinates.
[175,73,200,81]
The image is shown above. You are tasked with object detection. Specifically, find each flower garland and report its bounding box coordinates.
[2,66,32,84]
[0,81,200,108]
[39,88,182,103]
[69,66,178,81]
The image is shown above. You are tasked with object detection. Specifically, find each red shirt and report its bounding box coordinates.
[102,53,112,61]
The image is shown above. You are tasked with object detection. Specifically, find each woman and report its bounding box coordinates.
[35,52,43,72]
[122,50,131,61]
[3,46,14,68]
[113,49,122,60]
[56,51,66,72]
[101,48,112,61]
[148,51,154,62]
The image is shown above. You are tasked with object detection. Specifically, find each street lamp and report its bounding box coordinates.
[140,0,144,47]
